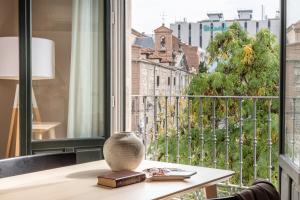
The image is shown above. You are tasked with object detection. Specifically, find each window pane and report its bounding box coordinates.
[0,0,19,158]
[285,0,300,167]
[31,0,105,140]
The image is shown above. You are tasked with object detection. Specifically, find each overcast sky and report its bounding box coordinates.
[287,0,300,26]
[132,0,280,34]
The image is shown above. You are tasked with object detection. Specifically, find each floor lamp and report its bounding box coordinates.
[0,37,55,158]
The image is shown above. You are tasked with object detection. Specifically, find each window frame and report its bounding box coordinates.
[15,0,112,160]
[278,0,300,196]
[19,0,32,155]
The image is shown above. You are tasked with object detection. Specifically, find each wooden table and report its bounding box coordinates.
[0,160,234,200]
[32,122,60,140]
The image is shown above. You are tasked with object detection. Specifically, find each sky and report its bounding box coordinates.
[287,0,300,26]
[132,0,280,34]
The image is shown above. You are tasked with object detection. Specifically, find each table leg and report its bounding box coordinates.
[37,132,43,140]
[49,128,56,139]
[15,109,20,156]
[204,185,217,199]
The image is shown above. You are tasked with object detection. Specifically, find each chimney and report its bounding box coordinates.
[275,11,280,19]
[237,10,253,20]
[207,13,224,21]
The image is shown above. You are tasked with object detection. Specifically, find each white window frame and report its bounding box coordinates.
[111,0,132,133]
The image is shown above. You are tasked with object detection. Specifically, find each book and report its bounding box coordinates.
[143,168,197,181]
[97,171,146,188]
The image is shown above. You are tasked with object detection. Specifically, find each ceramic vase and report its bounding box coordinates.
[103,131,145,171]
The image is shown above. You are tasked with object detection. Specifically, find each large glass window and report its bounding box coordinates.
[285,0,300,167]
[132,0,281,189]
[31,0,105,141]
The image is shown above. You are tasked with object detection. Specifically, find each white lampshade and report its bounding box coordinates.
[0,37,55,80]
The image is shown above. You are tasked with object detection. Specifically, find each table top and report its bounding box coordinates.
[32,122,60,131]
[0,160,234,200]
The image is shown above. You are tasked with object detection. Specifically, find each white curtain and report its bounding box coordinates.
[67,0,104,138]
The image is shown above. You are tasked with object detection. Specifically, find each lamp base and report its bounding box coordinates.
[5,84,41,158]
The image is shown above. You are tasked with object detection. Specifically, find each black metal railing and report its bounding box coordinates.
[131,95,279,189]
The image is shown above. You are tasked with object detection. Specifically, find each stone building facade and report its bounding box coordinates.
[286,20,300,159]
[131,25,201,134]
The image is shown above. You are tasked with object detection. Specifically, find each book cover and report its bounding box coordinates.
[143,168,197,181]
[97,171,146,188]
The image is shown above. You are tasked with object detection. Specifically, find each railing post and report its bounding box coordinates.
[188,97,192,165]
[199,97,204,166]
[292,98,296,162]
[165,96,169,162]
[154,96,158,161]
[253,98,257,180]
[176,96,180,163]
[212,98,217,168]
[143,96,147,159]
[225,98,229,170]
[298,98,300,167]
[267,99,272,182]
[239,99,244,187]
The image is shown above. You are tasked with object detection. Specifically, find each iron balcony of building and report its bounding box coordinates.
[131,95,284,190]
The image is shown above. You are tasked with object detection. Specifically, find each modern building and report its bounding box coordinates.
[170,10,280,50]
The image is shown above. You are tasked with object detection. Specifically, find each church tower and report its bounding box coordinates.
[154,24,173,61]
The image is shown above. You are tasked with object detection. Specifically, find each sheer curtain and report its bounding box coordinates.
[67,0,104,138]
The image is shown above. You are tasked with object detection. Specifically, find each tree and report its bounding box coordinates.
[199,61,208,73]
[189,22,279,96]
[189,23,280,186]
[148,23,280,187]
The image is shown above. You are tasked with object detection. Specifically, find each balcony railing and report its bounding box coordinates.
[131,95,279,190]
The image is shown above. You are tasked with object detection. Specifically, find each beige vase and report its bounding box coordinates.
[103,132,145,171]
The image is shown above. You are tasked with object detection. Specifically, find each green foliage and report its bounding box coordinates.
[189,22,279,96]
[199,61,208,73]
[147,23,280,188]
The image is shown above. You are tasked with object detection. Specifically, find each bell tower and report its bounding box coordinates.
[154,24,173,60]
